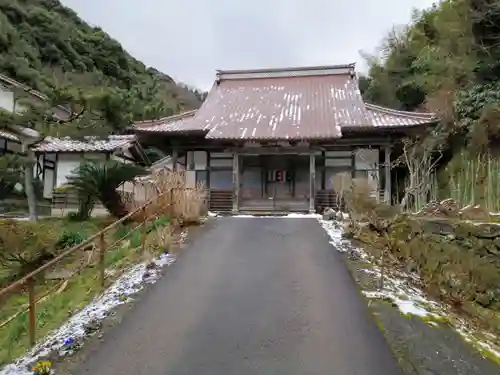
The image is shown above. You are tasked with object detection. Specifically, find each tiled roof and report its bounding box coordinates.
[363,103,437,128]
[0,130,20,142]
[198,65,365,140]
[0,126,40,142]
[134,110,198,133]
[31,136,136,153]
[0,73,70,117]
[108,134,136,140]
[134,64,437,140]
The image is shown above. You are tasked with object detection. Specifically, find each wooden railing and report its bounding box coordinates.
[0,188,178,348]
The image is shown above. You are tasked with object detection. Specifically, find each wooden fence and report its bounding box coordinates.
[0,187,178,348]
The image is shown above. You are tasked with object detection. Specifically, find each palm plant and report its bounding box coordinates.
[67,160,148,218]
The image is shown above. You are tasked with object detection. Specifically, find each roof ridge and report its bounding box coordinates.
[163,109,198,122]
[365,103,436,119]
[216,64,356,80]
[217,63,355,75]
[32,134,135,152]
[133,110,197,128]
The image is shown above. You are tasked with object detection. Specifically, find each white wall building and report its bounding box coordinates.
[31,135,149,200]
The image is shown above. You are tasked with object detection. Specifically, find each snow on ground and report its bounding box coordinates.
[208,211,322,219]
[319,218,500,360]
[0,233,186,375]
[232,213,321,218]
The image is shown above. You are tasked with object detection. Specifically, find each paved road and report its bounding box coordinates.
[75,217,402,375]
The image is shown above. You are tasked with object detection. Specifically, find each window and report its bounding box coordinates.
[196,171,208,188]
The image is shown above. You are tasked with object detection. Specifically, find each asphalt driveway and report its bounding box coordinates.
[75,217,402,375]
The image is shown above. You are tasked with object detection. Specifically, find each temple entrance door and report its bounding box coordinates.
[240,154,309,212]
[263,155,293,201]
[265,169,293,200]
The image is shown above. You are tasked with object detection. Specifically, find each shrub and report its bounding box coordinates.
[66,160,147,219]
[356,215,500,309]
[0,220,59,283]
[146,215,170,233]
[55,230,86,250]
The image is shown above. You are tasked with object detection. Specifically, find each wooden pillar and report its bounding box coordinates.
[309,152,316,213]
[384,146,391,204]
[232,152,240,213]
[171,149,178,172]
[321,151,326,190]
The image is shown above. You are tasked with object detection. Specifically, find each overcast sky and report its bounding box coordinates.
[61,0,436,91]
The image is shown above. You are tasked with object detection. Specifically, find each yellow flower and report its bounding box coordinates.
[32,360,51,374]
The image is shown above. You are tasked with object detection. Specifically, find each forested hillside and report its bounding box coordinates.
[0,0,204,135]
[360,0,500,211]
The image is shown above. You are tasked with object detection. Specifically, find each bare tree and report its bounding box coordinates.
[331,171,352,212]
[398,138,442,212]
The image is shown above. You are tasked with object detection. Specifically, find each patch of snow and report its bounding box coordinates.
[232,213,321,219]
[319,220,367,259]
[363,290,439,318]
[284,213,321,219]
[0,246,180,375]
[320,218,440,318]
[207,211,219,217]
[457,323,500,359]
[318,218,500,360]
[0,216,49,221]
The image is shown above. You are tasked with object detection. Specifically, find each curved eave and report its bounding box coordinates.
[0,130,20,143]
[363,102,439,129]
[341,121,437,135]
[133,110,200,136]
[204,134,343,142]
[365,103,436,119]
[135,129,207,136]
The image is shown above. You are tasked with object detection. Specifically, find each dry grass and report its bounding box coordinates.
[332,176,391,226]
[129,169,207,225]
[143,225,174,261]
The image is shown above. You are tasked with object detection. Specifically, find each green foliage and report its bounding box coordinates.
[67,160,148,218]
[366,3,468,100]
[361,0,476,115]
[113,225,141,248]
[0,155,23,198]
[442,151,500,211]
[362,0,500,203]
[0,0,203,138]
[454,83,500,147]
[355,216,500,310]
[0,219,58,283]
[112,215,170,249]
[113,224,131,242]
[54,230,86,250]
[454,83,500,124]
[148,215,170,232]
[130,230,142,248]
